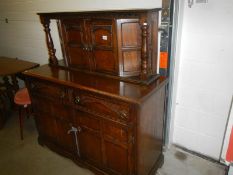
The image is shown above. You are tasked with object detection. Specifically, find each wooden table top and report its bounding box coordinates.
[0,57,39,76]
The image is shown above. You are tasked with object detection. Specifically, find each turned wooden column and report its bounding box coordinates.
[40,16,58,65]
[140,22,149,80]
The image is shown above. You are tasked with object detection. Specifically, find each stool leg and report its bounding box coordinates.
[26,105,30,119]
[18,106,23,140]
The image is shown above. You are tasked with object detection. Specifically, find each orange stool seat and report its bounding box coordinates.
[14,87,31,140]
[14,88,31,106]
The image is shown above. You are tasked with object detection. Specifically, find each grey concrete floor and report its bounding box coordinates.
[0,112,227,175]
[156,147,226,175]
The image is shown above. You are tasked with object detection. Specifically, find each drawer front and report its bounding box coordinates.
[103,121,128,144]
[72,90,130,123]
[77,110,101,132]
[30,80,70,102]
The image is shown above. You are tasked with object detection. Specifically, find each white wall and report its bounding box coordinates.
[172,0,233,159]
[0,0,162,64]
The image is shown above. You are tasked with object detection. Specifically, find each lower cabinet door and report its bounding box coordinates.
[104,141,129,174]
[32,97,57,142]
[103,121,134,175]
[52,103,76,154]
[56,118,76,154]
[78,128,103,167]
[33,96,76,155]
[34,112,57,142]
[74,110,103,167]
[74,109,134,175]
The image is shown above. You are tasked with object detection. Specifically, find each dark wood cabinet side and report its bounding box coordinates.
[137,84,166,175]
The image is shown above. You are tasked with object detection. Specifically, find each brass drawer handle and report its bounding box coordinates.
[74,96,81,104]
[119,110,128,119]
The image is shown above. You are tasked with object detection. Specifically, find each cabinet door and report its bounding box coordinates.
[32,94,76,156]
[88,19,118,74]
[103,120,135,175]
[74,110,103,167]
[32,97,57,143]
[59,19,90,70]
[52,103,76,154]
[116,19,142,77]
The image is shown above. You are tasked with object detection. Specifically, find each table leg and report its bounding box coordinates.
[3,76,16,107]
[11,74,20,91]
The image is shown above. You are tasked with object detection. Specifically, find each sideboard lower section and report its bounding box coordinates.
[26,77,167,175]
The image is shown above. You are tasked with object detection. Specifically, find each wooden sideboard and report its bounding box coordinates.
[23,9,168,175]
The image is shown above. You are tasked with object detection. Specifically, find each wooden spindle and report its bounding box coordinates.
[140,22,149,80]
[40,16,58,65]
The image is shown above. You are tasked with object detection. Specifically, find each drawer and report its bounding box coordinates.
[103,121,128,143]
[72,90,130,122]
[77,110,101,131]
[30,80,70,102]
[32,95,73,123]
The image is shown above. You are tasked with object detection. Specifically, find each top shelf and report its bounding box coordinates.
[37,8,161,17]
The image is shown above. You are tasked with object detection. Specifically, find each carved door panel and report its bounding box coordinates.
[60,19,91,69]
[32,97,57,143]
[32,89,76,155]
[116,19,142,77]
[34,113,57,142]
[88,19,117,74]
[102,120,135,175]
[52,103,76,154]
[56,118,77,154]
[73,110,103,167]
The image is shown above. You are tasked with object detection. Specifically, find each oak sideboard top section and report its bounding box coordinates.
[38,8,161,83]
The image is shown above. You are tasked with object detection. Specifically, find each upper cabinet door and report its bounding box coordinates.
[59,19,91,70]
[88,19,118,74]
[117,19,142,77]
